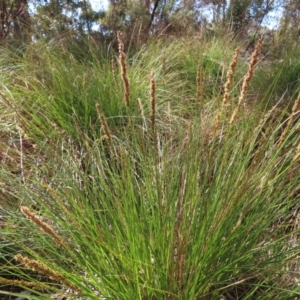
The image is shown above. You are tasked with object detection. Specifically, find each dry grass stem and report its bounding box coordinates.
[138,98,145,120]
[111,59,118,87]
[150,69,156,134]
[138,97,147,131]
[215,47,240,130]
[14,254,81,293]
[279,90,300,146]
[167,101,172,127]
[254,104,277,134]
[293,142,300,162]
[0,278,52,291]
[20,206,67,250]
[162,49,167,75]
[96,103,113,148]
[117,31,130,106]
[196,57,204,109]
[137,23,142,45]
[15,125,30,143]
[230,39,263,124]
[223,47,240,106]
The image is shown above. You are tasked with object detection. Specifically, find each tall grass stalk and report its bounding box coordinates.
[118,31,130,107]
[215,46,240,130]
[230,39,263,124]
[196,56,204,108]
[150,69,156,135]
[96,103,113,150]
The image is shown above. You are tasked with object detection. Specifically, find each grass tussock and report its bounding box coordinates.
[1,35,300,299]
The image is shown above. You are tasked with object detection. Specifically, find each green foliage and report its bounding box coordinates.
[100,0,149,36]
[252,44,300,104]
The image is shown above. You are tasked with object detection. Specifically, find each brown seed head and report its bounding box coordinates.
[117,31,130,106]
[20,206,67,249]
[230,39,263,124]
[14,254,81,292]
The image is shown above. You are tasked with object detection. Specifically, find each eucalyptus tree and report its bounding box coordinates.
[0,0,31,41]
[30,0,103,39]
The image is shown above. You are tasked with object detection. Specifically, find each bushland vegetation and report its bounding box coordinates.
[1,1,300,299]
